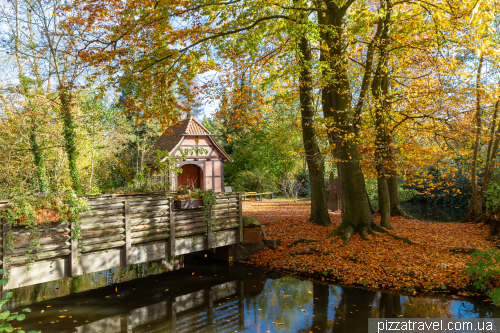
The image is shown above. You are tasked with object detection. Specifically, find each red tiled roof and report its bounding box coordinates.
[144,117,232,164]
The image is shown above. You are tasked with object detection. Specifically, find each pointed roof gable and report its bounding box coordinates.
[145,117,232,164]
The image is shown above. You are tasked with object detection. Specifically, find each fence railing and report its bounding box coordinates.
[0,193,243,289]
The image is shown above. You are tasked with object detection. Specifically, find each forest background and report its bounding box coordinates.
[1,0,500,225]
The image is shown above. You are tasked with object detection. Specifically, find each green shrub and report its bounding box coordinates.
[485,182,500,214]
[233,170,277,193]
[465,249,500,304]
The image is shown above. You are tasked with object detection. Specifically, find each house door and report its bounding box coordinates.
[177,164,203,189]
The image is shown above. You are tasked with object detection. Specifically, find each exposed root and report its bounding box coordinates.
[327,220,481,255]
[287,238,319,248]
[448,247,479,254]
[370,222,423,246]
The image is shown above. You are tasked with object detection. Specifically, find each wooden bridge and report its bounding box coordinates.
[0,193,243,290]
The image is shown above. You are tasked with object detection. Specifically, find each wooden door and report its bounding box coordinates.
[178,164,201,189]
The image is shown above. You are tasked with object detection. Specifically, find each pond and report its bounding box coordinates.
[401,202,468,222]
[5,256,499,333]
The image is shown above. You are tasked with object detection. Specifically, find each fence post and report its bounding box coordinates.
[2,219,9,291]
[70,221,78,277]
[124,201,131,266]
[238,193,243,243]
[168,199,175,257]
[207,206,213,249]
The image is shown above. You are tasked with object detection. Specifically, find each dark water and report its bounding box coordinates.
[401,202,468,222]
[5,256,499,333]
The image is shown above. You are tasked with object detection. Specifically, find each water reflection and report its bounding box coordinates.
[6,258,500,333]
[401,202,468,222]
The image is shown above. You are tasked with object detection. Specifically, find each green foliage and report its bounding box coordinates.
[59,90,82,195]
[0,191,89,269]
[465,249,500,305]
[0,269,40,333]
[485,182,500,214]
[233,170,277,193]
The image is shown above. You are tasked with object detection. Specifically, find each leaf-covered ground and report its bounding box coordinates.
[243,199,494,295]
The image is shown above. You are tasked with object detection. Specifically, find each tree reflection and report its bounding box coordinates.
[334,287,376,333]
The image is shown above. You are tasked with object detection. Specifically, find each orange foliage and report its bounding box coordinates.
[243,199,493,294]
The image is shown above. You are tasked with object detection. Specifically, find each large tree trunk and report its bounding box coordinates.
[371,4,392,229]
[387,166,406,216]
[29,120,49,193]
[298,29,331,227]
[59,88,82,194]
[320,1,374,242]
[463,54,484,222]
[13,0,49,193]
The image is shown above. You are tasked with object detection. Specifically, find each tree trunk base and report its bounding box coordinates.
[390,204,408,217]
[328,220,418,245]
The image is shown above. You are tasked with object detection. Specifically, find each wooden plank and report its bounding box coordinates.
[130,216,170,224]
[213,203,239,209]
[168,200,175,257]
[131,233,169,245]
[10,249,71,265]
[129,199,171,206]
[131,223,169,232]
[174,211,204,220]
[175,222,206,232]
[79,208,124,218]
[130,211,170,219]
[124,201,131,265]
[79,216,124,225]
[86,202,124,209]
[130,204,170,213]
[212,223,239,232]
[215,194,239,199]
[81,240,126,252]
[13,234,70,248]
[81,228,125,237]
[214,200,239,205]
[213,211,239,219]
[11,242,70,255]
[238,193,243,243]
[81,220,124,230]
[131,229,169,238]
[207,207,212,249]
[11,227,70,238]
[174,217,205,225]
[80,234,125,245]
[213,217,239,225]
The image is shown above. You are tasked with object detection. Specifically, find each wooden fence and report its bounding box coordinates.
[0,193,243,290]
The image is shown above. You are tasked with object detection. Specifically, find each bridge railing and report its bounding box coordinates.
[0,193,243,289]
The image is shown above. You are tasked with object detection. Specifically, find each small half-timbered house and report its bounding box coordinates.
[145,117,232,192]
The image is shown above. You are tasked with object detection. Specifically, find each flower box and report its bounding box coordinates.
[175,199,203,210]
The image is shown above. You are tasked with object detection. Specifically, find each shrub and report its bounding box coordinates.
[279,176,302,198]
[485,182,500,214]
[295,171,311,197]
[465,249,500,304]
[233,170,277,193]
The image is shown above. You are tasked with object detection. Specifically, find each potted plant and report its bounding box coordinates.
[0,191,90,269]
